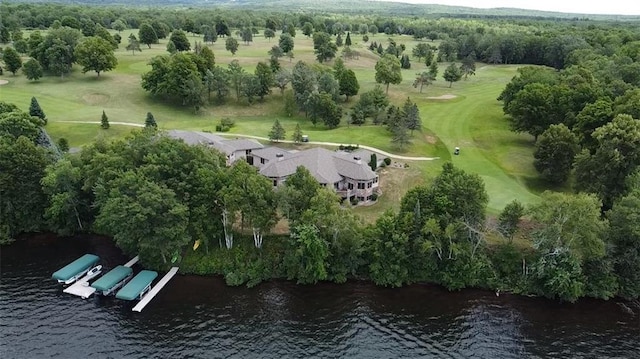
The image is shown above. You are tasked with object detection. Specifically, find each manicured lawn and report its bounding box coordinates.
[0,31,542,215]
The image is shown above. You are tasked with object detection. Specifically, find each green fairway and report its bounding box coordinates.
[416,65,541,212]
[0,31,542,214]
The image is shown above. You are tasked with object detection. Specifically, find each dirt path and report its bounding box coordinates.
[55,121,440,161]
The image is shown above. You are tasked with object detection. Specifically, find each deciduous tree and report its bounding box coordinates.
[313,32,338,63]
[497,200,525,242]
[338,68,359,101]
[607,191,640,298]
[227,60,246,101]
[0,136,50,243]
[574,114,640,209]
[443,63,462,87]
[274,68,291,95]
[22,59,44,81]
[302,22,314,37]
[2,47,22,75]
[284,224,328,284]
[126,34,141,55]
[413,71,434,93]
[205,66,230,102]
[255,61,274,100]
[225,36,239,55]
[533,124,579,184]
[279,33,294,56]
[170,30,190,52]
[375,54,402,93]
[74,36,118,76]
[94,171,190,268]
[138,22,157,48]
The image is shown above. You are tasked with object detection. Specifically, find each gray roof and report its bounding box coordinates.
[252,146,289,161]
[223,139,264,152]
[166,130,263,155]
[333,156,377,180]
[166,130,224,146]
[259,147,377,183]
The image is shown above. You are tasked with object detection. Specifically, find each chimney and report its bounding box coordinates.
[276,153,284,161]
[353,156,361,164]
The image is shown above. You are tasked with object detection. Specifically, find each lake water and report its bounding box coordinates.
[1,235,638,358]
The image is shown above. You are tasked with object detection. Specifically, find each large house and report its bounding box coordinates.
[167,130,380,203]
[252,147,379,203]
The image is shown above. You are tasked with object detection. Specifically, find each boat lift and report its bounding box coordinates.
[115,267,179,312]
[62,256,139,299]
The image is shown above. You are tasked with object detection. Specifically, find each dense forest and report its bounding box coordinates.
[2,1,640,303]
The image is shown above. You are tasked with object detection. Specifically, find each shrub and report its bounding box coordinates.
[216,118,236,132]
[383,157,391,165]
[371,193,378,201]
[221,117,235,128]
[350,197,359,205]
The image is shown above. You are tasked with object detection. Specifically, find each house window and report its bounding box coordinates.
[357,196,365,201]
[273,179,278,187]
[321,183,327,187]
[334,182,339,189]
[374,177,378,183]
[366,195,372,201]
[260,158,266,164]
[246,149,252,155]
[367,182,372,188]
[357,182,365,189]
[348,183,354,190]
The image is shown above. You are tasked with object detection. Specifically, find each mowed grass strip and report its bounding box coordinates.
[0,31,541,213]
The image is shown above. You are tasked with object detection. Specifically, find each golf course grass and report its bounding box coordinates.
[0,30,544,215]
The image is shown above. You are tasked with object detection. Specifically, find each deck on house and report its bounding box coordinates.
[52,254,100,282]
[132,267,179,312]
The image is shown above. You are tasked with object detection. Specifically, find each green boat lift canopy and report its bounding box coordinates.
[91,265,133,292]
[116,270,158,301]
[52,254,100,282]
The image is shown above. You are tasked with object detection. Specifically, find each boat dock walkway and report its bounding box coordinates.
[124,255,139,268]
[132,267,179,313]
[63,273,97,299]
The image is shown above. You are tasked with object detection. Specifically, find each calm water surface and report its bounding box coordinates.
[1,235,638,358]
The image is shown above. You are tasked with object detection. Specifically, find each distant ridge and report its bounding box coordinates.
[4,0,639,20]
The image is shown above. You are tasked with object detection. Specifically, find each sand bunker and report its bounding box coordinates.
[427,94,457,100]
[82,93,110,105]
[0,80,8,86]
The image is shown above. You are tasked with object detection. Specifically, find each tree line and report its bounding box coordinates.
[2,99,640,301]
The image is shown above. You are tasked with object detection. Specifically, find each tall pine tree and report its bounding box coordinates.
[29,97,46,125]
[292,123,303,143]
[269,119,286,142]
[402,98,421,134]
[145,112,157,129]
[101,110,110,129]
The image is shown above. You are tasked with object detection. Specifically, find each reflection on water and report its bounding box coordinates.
[1,235,638,358]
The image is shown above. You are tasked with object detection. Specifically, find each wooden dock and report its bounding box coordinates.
[132,267,178,312]
[124,255,139,268]
[63,273,97,299]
